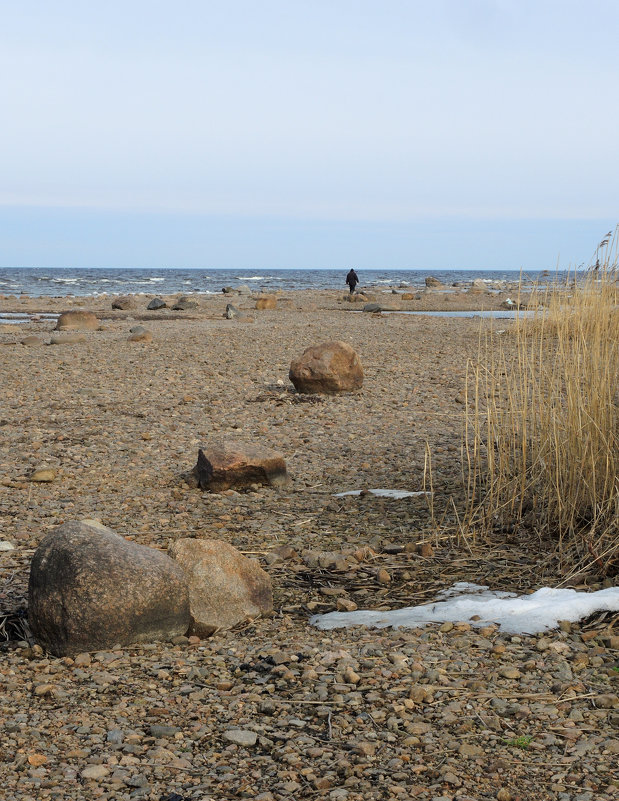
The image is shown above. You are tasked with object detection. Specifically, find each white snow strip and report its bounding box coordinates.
[310,584,619,635]
[333,488,428,499]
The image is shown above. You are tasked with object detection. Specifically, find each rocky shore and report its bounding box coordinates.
[0,287,617,800]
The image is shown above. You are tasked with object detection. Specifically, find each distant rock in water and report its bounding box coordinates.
[425,276,445,288]
[191,441,289,492]
[168,538,273,637]
[55,311,98,330]
[289,341,364,394]
[147,298,167,310]
[28,520,190,656]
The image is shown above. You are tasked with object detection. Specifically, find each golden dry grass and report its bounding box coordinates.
[463,259,618,578]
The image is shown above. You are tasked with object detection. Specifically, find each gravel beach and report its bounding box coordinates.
[0,288,617,801]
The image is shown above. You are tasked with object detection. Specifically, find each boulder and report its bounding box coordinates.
[168,538,273,637]
[55,311,98,331]
[236,284,252,295]
[425,276,445,288]
[50,333,86,345]
[362,303,383,313]
[172,296,198,311]
[344,293,367,303]
[147,298,166,310]
[128,330,153,343]
[289,341,364,394]
[191,442,289,492]
[401,293,415,300]
[21,336,44,346]
[222,286,237,294]
[28,520,190,656]
[112,296,135,310]
[224,303,241,319]
[468,278,491,295]
[255,295,277,310]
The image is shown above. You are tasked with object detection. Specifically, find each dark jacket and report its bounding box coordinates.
[346,269,359,287]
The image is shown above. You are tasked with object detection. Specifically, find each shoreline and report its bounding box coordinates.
[1,288,616,800]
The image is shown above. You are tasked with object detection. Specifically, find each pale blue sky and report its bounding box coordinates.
[1,1,617,269]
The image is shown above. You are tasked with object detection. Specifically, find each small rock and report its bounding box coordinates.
[31,469,56,483]
[146,298,166,310]
[0,540,16,551]
[128,330,153,343]
[81,765,110,780]
[21,336,44,346]
[223,729,257,747]
[499,667,522,679]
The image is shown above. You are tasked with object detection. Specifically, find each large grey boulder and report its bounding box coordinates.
[147,298,166,310]
[169,538,273,637]
[289,341,364,394]
[28,520,190,656]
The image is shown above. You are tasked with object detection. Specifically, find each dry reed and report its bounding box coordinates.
[463,238,618,577]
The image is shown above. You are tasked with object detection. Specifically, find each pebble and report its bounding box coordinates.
[223,729,258,747]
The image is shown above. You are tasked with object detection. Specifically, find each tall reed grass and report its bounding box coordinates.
[463,244,618,578]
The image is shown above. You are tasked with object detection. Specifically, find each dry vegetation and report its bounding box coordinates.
[463,252,618,579]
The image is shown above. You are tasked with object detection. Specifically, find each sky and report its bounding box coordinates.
[1,0,618,270]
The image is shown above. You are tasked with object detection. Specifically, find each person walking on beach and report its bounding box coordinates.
[346,268,359,294]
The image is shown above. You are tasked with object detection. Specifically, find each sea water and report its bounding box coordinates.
[0,267,571,298]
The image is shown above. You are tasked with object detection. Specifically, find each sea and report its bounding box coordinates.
[0,267,570,298]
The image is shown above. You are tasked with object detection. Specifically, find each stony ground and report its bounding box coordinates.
[0,288,617,800]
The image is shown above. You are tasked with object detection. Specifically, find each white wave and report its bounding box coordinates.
[236,276,275,281]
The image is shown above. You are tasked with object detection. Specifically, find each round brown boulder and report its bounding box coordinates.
[168,538,273,637]
[112,295,136,310]
[28,520,190,656]
[289,341,363,394]
[255,295,277,310]
[55,310,99,330]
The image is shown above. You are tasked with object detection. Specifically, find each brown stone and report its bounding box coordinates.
[128,330,153,343]
[401,293,415,300]
[255,295,277,310]
[28,520,190,656]
[55,311,99,330]
[191,441,289,492]
[112,296,136,310]
[168,538,273,637]
[289,340,363,394]
[50,333,87,345]
[21,336,44,346]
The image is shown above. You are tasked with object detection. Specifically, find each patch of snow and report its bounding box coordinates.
[310,584,619,635]
[333,488,428,499]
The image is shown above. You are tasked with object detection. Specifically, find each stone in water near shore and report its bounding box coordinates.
[191,441,289,492]
[289,340,363,394]
[28,520,190,656]
[55,310,99,330]
[169,538,273,637]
